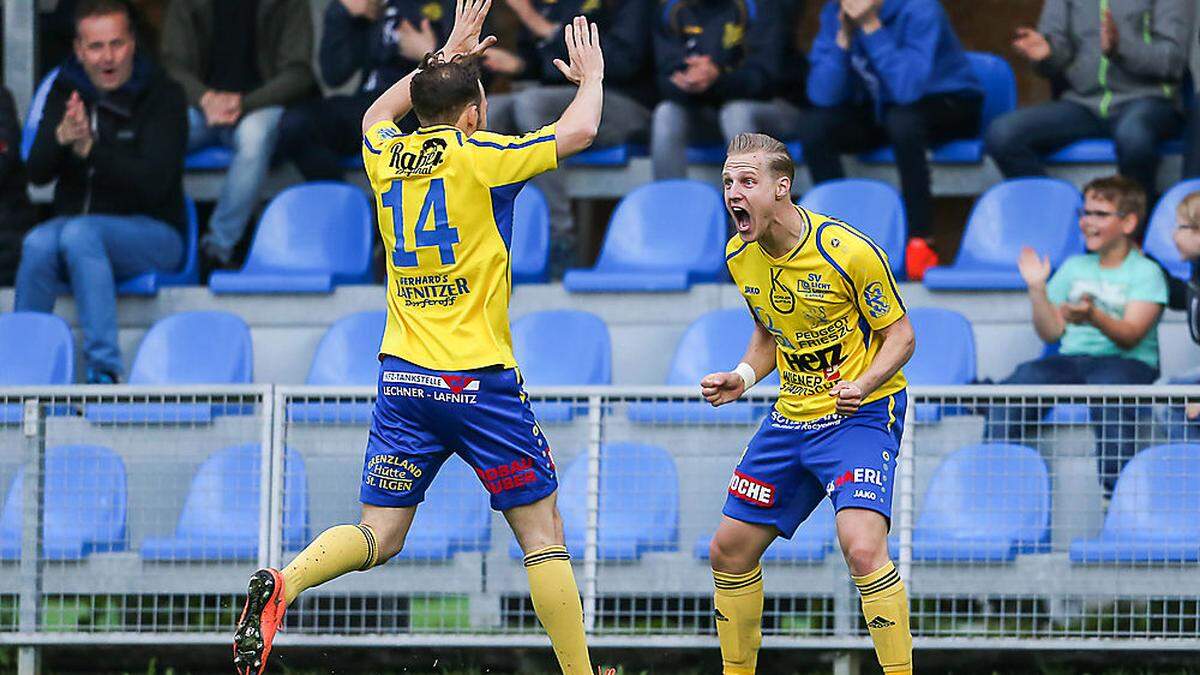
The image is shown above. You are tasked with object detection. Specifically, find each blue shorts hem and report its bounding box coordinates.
[491,479,559,512]
[360,492,425,509]
[832,501,892,531]
[721,502,788,538]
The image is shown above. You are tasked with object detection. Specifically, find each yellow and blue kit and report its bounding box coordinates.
[723,205,908,535]
[358,120,560,510]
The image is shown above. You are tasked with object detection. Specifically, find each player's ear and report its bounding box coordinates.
[775,176,790,201]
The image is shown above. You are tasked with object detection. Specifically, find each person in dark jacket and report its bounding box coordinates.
[0,87,36,287]
[161,0,314,267]
[484,0,654,273]
[18,0,188,383]
[797,0,981,281]
[649,0,797,181]
[277,0,455,181]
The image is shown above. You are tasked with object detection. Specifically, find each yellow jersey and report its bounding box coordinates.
[362,121,558,370]
[726,205,908,421]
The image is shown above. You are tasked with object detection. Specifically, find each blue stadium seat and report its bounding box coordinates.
[911,443,1050,562]
[694,498,836,563]
[509,443,679,560]
[859,52,1016,164]
[563,180,728,292]
[799,179,906,276]
[511,310,611,423]
[687,143,727,165]
[0,312,76,424]
[140,444,307,561]
[564,143,643,166]
[1144,179,1200,281]
[923,178,1082,290]
[184,145,235,170]
[288,311,387,425]
[209,182,374,293]
[1046,77,1191,164]
[512,183,551,284]
[116,195,201,295]
[393,456,491,560]
[20,67,60,161]
[0,445,127,560]
[906,308,976,423]
[85,311,253,423]
[1070,443,1200,564]
[628,308,779,424]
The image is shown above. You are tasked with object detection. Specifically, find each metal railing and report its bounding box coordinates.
[2,384,1199,656]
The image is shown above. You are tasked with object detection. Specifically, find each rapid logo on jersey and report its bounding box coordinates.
[390,137,448,176]
[728,470,776,507]
[862,281,890,318]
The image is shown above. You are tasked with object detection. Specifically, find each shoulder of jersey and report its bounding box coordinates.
[812,214,876,259]
[725,234,750,258]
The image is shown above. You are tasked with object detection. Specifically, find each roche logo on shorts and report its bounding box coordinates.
[365,454,424,493]
[728,470,776,507]
[476,458,540,495]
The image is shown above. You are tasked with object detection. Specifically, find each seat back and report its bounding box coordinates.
[243,182,373,282]
[1101,444,1200,538]
[129,311,253,384]
[174,443,307,550]
[916,443,1049,548]
[20,67,60,160]
[966,51,1018,131]
[906,308,976,385]
[306,311,387,385]
[594,180,727,279]
[800,179,906,276]
[558,444,679,557]
[511,184,551,283]
[1145,179,1200,281]
[511,310,611,385]
[1,445,126,557]
[955,178,1082,269]
[666,309,780,386]
[0,312,75,384]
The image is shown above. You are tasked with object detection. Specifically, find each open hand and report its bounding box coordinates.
[551,15,604,86]
[1017,246,1051,290]
[441,0,497,60]
[397,18,438,61]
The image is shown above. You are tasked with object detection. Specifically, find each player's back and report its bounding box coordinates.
[362,120,559,371]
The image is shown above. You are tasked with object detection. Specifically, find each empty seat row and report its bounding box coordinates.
[7,441,1196,565]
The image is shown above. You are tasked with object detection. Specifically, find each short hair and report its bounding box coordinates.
[1178,191,1200,227]
[410,53,483,126]
[74,0,134,32]
[726,133,794,182]
[1083,175,1146,225]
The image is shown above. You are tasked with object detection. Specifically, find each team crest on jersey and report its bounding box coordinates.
[722,21,744,49]
[421,2,444,21]
[862,281,890,318]
[769,268,795,314]
[390,137,448,176]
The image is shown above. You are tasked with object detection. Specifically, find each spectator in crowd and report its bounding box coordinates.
[649,0,800,182]
[277,0,455,181]
[18,0,187,383]
[483,0,654,274]
[0,87,36,287]
[161,0,314,268]
[1185,31,1200,180]
[987,176,1167,495]
[1167,191,1200,428]
[986,0,1189,202]
[796,0,981,281]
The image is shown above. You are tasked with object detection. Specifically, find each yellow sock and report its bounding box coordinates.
[852,561,912,675]
[712,566,763,675]
[523,546,591,674]
[280,524,378,605]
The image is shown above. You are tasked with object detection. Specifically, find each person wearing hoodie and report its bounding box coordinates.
[796,0,982,282]
[18,0,188,383]
[0,87,36,286]
[986,0,1190,202]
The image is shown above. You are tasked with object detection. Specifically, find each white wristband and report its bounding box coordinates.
[734,362,757,391]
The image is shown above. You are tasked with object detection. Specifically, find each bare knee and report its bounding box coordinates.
[709,533,759,574]
[840,536,889,577]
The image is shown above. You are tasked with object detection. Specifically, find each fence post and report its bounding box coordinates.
[897,394,915,591]
[267,388,286,570]
[256,387,276,570]
[19,398,44,675]
[582,394,603,633]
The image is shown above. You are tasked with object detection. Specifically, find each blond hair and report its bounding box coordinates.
[726,133,794,181]
[1177,191,1200,227]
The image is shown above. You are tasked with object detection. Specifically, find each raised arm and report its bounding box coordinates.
[550,16,604,159]
[361,0,496,133]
